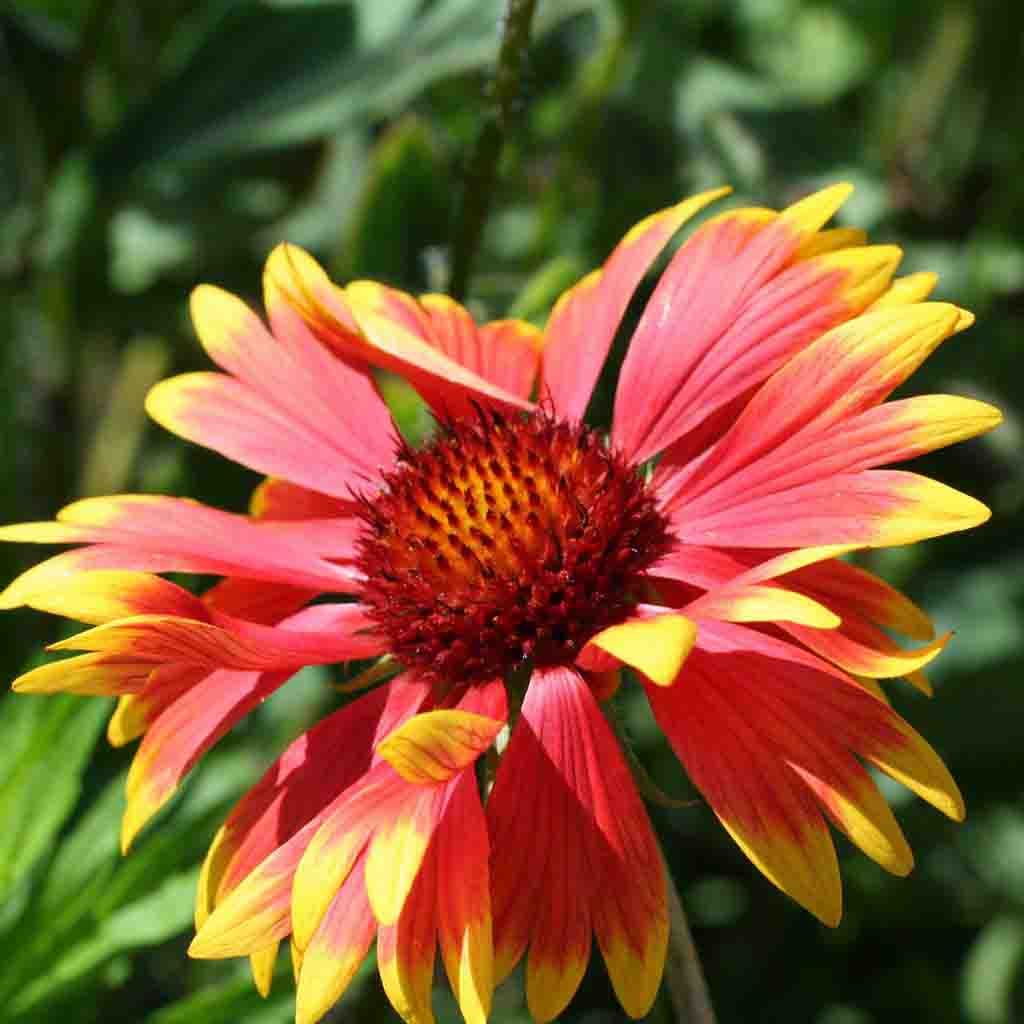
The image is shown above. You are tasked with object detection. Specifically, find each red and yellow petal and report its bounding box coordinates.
[784,618,949,681]
[376,708,505,784]
[613,184,903,464]
[589,612,697,686]
[436,770,493,1024]
[686,582,841,628]
[655,302,985,521]
[292,767,421,947]
[489,666,667,1021]
[780,556,935,641]
[0,495,359,593]
[540,188,730,422]
[123,668,291,850]
[418,294,543,400]
[648,619,963,924]
[193,678,432,961]
[13,569,206,625]
[249,476,355,520]
[106,665,205,746]
[190,810,330,958]
[869,271,938,309]
[668,469,990,550]
[53,602,384,671]
[12,651,152,696]
[158,283,397,494]
[377,847,439,1024]
[263,243,532,416]
[295,853,376,1024]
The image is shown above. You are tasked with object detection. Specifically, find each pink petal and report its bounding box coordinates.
[488,666,667,1021]
[540,189,729,421]
[665,469,990,549]
[123,666,292,850]
[653,303,977,513]
[420,295,542,399]
[146,285,397,497]
[614,189,901,463]
[263,244,532,416]
[0,495,361,593]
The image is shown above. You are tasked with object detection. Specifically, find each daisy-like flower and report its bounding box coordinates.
[1,184,1001,1024]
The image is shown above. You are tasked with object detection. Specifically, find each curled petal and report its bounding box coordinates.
[263,243,531,416]
[589,613,697,686]
[376,709,505,784]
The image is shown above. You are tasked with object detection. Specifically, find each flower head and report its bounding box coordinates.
[1,183,1000,1023]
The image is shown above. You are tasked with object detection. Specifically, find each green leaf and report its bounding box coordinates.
[340,115,452,286]
[0,694,108,902]
[146,969,294,1024]
[92,0,493,182]
[92,0,593,185]
[9,871,198,1016]
[962,916,1024,1024]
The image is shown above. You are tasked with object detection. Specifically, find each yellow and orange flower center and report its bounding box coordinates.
[356,410,671,684]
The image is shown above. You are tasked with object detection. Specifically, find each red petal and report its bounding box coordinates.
[613,187,889,463]
[294,853,376,1024]
[0,495,362,593]
[541,189,728,421]
[488,666,667,1021]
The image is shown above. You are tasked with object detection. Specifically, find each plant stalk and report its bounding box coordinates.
[449,0,538,301]
[663,855,717,1023]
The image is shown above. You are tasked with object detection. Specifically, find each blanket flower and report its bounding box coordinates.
[1,183,999,1023]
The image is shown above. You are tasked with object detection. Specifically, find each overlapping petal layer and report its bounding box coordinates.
[0,495,362,600]
[613,185,904,464]
[540,188,729,421]
[488,667,667,1021]
[646,619,963,925]
[147,282,398,498]
[264,244,534,416]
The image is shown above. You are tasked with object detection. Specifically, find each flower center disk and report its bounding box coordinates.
[357,409,670,684]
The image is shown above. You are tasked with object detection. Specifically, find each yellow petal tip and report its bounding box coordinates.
[591,614,697,686]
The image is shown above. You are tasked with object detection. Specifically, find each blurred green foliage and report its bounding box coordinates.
[1,0,1023,1021]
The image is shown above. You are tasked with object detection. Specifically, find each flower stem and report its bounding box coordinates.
[663,855,717,1023]
[449,0,538,301]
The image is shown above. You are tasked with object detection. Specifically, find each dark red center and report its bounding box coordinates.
[356,409,670,684]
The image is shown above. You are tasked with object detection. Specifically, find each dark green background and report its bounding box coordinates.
[1,1,1022,1021]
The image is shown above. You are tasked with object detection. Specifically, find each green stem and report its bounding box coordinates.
[663,855,717,1023]
[449,0,538,301]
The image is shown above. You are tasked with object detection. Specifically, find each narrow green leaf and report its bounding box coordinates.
[145,968,294,1024]
[92,0,593,182]
[9,871,198,1016]
[0,694,108,901]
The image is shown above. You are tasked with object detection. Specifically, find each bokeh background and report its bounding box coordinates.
[1,1,1022,1021]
